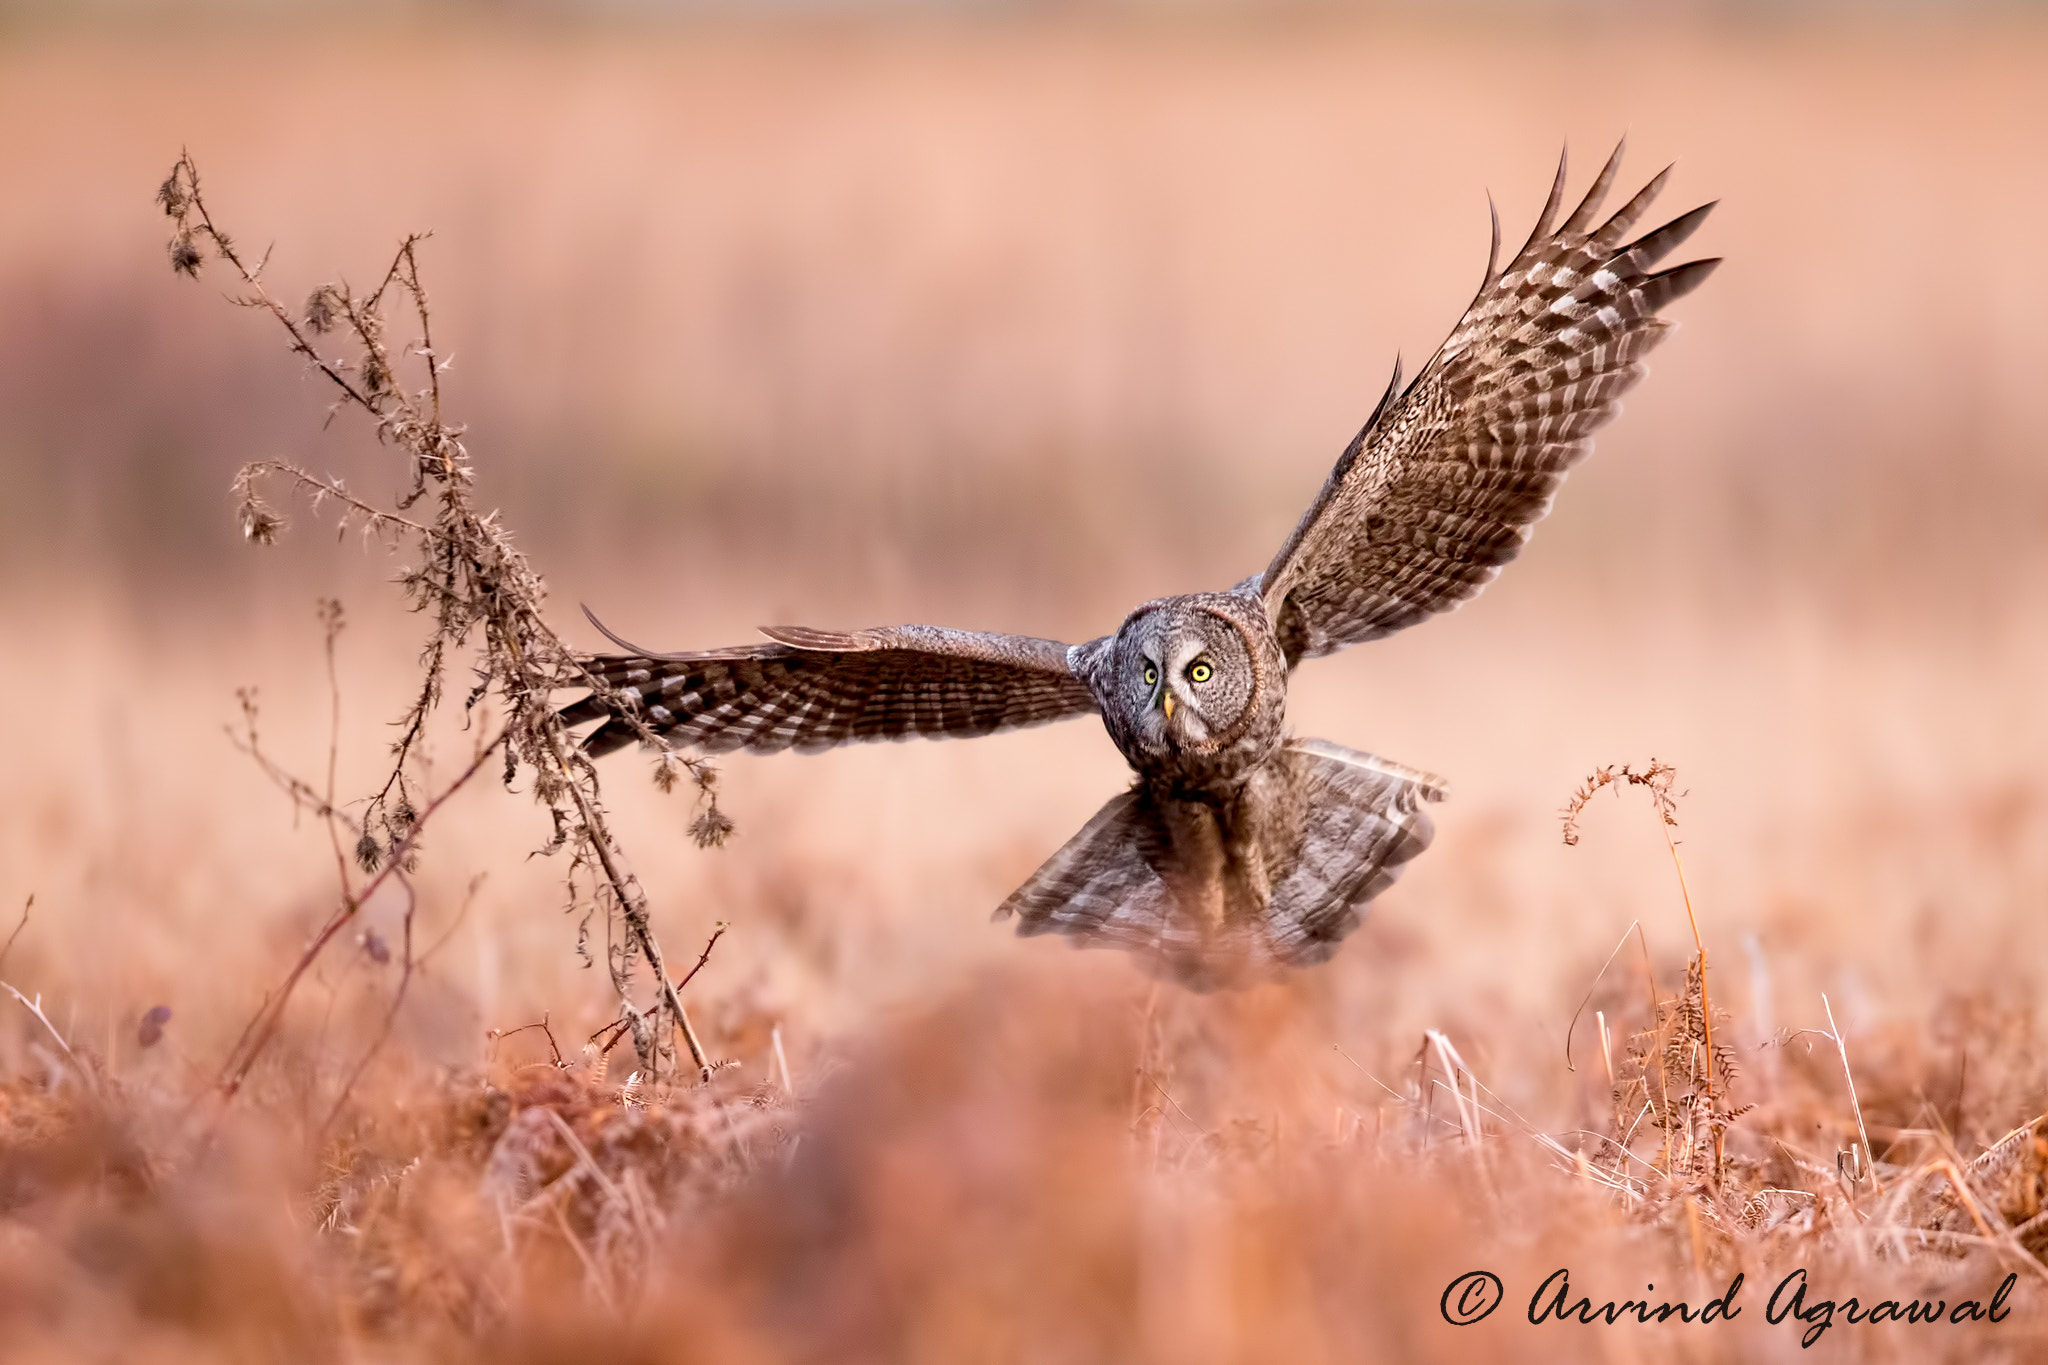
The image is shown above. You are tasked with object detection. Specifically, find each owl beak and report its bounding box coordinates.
[1161,691,1176,720]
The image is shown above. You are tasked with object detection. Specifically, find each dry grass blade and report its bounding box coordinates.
[1823,991,1883,1195]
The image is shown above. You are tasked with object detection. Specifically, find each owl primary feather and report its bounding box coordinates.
[558,142,1718,989]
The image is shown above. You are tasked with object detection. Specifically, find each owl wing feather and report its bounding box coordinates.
[560,612,1101,757]
[1260,141,1719,665]
[998,738,1440,989]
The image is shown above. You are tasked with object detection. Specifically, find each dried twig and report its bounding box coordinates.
[491,1014,565,1069]
[319,866,419,1137]
[0,895,30,980]
[214,729,507,1101]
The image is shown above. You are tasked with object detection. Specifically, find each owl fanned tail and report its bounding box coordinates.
[997,739,1442,990]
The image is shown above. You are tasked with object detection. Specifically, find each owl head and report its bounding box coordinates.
[1096,592,1284,772]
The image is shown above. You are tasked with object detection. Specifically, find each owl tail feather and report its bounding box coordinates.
[997,739,1442,991]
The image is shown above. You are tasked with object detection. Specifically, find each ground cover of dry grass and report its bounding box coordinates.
[3,11,2048,1361]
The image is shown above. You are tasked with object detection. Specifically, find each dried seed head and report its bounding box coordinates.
[156,170,188,217]
[354,831,383,873]
[305,285,342,335]
[239,500,283,545]
[690,806,735,849]
[652,749,683,794]
[169,231,204,277]
[361,353,391,396]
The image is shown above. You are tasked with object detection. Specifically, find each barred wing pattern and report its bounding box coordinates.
[559,621,1100,757]
[1261,142,1719,664]
[998,739,1441,989]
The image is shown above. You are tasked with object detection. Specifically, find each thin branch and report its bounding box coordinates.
[215,729,506,1100]
[0,895,30,980]
[318,866,418,1138]
[677,923,727,993]
[545,726,712,1082]
[491,1015,565,1069]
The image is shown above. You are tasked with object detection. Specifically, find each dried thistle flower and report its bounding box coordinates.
[354,831,383,873]
[305,284,342,335]
[169,231,204,277]
[232,466,286,544]
[361,353,391,396]
[690,806,735,849]
[156,170,188,217]
[239,504,283,545]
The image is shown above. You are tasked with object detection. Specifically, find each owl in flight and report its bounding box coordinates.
[560,143,1718,989]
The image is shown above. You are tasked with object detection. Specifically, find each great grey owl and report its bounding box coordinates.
[559,143,1718,989]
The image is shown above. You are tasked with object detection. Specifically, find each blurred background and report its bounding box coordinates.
[3,0,2047,1197]
[4,4,2048,1359]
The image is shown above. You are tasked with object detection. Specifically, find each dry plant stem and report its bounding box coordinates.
[226,692,365,839]
[1655,811,1721,1179]
[1130,978,1163,1131]
[215,729,506,1100]
[491,1015,565,1068]
[1425,1029,1500,1209]
[417,872,486,969]
[163,152,725,1094]
[545,728,712,1082]
[0,895,30,980]
[1564,918,1641,1073]
[587,922,727,1063]
[319,599,352,896]
[1823,992,1882,1195]
[1566,762,1719,1185]
[1633,925,1674,1179]
[676,925,727,995]
[772,1024,793,1096]
[318,868,418,1137]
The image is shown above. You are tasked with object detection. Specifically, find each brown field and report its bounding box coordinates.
[4,10,2048,1362]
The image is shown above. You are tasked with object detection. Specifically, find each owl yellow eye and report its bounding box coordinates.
[1188,660,1213,684]
[1142,663,1158,687]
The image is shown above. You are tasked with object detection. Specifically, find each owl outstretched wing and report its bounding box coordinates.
[1259,142,1719,665]
[558,612,1101,757]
